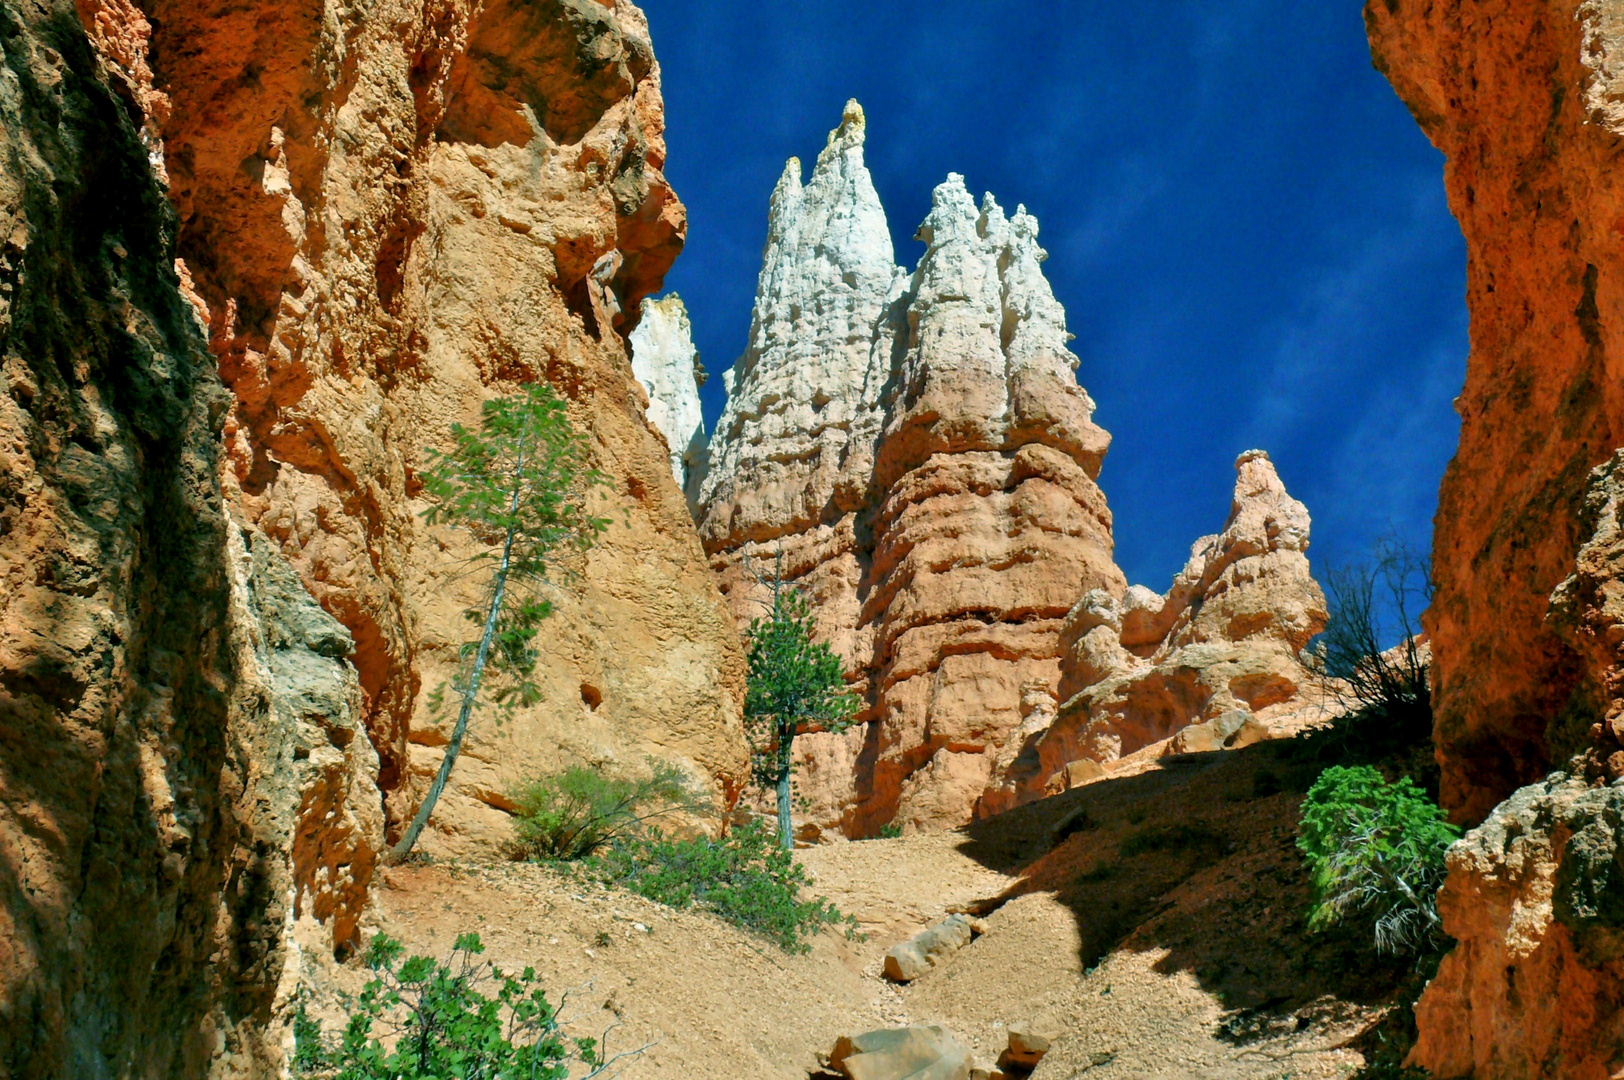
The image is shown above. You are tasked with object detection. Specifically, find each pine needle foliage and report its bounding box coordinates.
[744,587,858,850]
[292,932,645,1079]
[508,760,709,862]
[390,384,611,861]
[1297,765,1459,958]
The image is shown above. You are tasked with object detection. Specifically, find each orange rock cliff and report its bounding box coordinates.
[1366,1,1624,1075]
[1,0,744,1072]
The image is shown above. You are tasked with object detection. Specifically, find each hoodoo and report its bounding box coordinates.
[692,103,1327,836]
[1036,449,1329,795]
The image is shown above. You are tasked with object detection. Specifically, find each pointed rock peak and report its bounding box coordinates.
[1008,205,1044,256]
[700,99,898,518]
[916,173,978,245]
[768,157,804,216]
[775,156,804,192]
[629,293,708,509]
[979,191,1008,239]
[811,98,874,181]
[796,101,892,264]
[1233,448,1287,497]
[828,98,866,145]
[1224,449,1311,554]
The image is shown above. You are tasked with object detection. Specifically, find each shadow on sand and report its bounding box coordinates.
[954,738,1429,1044]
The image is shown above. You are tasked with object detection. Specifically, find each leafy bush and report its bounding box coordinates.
[293,932,643,1079]
[590,819,858,953]
[509,759,707,861]
[1297,765,1459,957]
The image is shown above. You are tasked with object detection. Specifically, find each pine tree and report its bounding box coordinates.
[743,580,858,850]
[388,384,609,862]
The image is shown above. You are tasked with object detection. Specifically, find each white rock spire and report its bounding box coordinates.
[629,294,708,517]
[699,100,906,541]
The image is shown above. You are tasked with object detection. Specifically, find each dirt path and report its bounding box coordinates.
[302,740,1407,1078]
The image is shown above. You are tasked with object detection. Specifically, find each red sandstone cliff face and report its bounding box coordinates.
[1367,3,1624,1073]
[108,0,746,853]
[0,3,379,1073]
[1367,0,1624,823]
[2,0,745,1072]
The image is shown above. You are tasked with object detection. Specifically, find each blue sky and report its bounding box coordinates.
[644,1,1466,594]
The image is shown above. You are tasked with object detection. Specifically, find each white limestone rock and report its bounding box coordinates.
[698,99,906,545]
[629,293,708,516]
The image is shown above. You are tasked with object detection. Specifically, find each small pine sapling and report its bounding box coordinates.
[1297,765,1460,957]
[389,384,610,861]
[741,561,857,850]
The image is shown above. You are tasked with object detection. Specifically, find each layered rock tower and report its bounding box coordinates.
[698,102,1125,834]
[1037,450,1327,794]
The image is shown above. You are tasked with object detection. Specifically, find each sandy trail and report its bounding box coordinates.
[304,742,1402,1079]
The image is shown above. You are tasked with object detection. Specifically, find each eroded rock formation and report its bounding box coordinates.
[1367,4,1624,1071]
[1408,774,1624,1080]
[1034,450,1328,792]
[1404,451,1624,1078]
[698,103,1123,835]
[629,293,708,515]
[2,0,746,1072]
[98,0,747,858]
[1367,0,1624,822]
[0,4,377,1071]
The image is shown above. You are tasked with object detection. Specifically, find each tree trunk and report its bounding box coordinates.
[387,445,526,862]
[776,765,793,851]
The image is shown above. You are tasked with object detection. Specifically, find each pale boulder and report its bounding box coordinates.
[830,1027,973,1080]
[883,914,984,983]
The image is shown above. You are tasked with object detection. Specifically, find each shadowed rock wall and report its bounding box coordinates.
[0,3,377,1073]
[1367,0,1624,822]
[1369,2,1624,1073]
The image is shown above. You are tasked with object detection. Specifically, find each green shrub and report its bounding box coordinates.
[875,823,903,840]
[1297,765,1459,957]
[293,932,641,1079]
[509,759,707,861]
[590,819,858,953]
